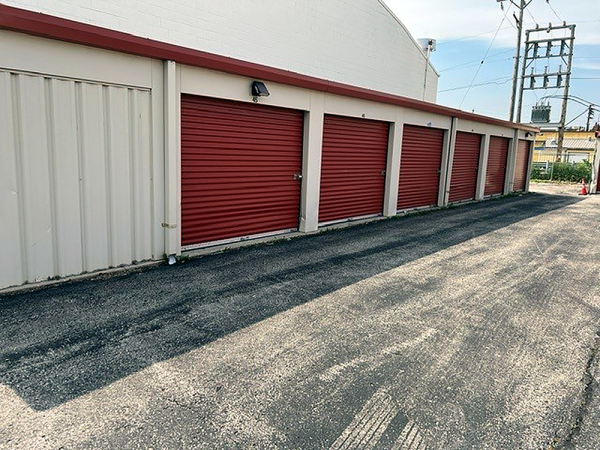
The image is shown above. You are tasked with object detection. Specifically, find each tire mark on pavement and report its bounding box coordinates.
[330,388,429,450]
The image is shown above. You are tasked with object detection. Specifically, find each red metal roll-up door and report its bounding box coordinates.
[181,95,303,247]
[485,136,509,196]
[397,125,444,210]
[319,115,389,223]
[513,140,531,191]
[449,132,481,203]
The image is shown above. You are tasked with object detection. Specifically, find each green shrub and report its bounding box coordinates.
[531,160,592,183]
[531,165,544,180]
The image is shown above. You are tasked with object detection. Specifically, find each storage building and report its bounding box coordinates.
[0,1,537,290]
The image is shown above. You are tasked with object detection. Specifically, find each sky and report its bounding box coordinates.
[385,0,600,127]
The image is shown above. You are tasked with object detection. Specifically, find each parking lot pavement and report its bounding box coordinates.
[1,190,599,449]
[529,181,583,196]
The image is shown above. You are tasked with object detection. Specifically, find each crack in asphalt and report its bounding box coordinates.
[550,329,600,449]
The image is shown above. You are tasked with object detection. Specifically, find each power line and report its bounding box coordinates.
[439,75,600,95]
[439,76,514,93]
[545,0,563,22]
[525,5,538,26]
[458,6,511,108]
[567,95,600,107]
[501,3,518,30]
[436,26,514,46]
[539,95,600,109]
[436,19,597,49]
[566,108,589,126]
[438,50,514,73]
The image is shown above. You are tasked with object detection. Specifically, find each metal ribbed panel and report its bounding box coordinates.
[0,70,156,290]
[449,132,481,203]
[181,95,303,246]
[397,125,444,210]
[318,115,389,223]
[485,136,509,196]
[513,140,530,191]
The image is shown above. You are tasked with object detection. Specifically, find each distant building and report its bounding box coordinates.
[534,130,597,162]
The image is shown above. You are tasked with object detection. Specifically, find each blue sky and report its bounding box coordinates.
[385,0,600,127]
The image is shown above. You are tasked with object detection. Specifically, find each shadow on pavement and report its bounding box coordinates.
[0,193,583,410]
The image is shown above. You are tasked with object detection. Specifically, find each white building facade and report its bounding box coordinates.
[0,2,537,290]
[1,0,439,102]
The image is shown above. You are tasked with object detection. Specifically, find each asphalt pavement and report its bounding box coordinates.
[1,187,599,449]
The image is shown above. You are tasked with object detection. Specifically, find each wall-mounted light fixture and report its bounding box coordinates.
[251,81,270,102]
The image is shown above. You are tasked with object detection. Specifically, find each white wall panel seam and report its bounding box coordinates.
[21,75,55,281]
[12,74,30,281]
[144,91,155,261]
[0,72,27,284]
[148,89,157,259]
[128,89,138,261]
[80,83,111,272]
[150,60,165,260]
[0,73,17,287]
[102,86,114,267]
[54,79,83,276]
[44,77,59,277]
[74,81,88,273]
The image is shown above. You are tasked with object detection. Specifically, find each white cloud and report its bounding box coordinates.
[575,61,600,71]
[383,0,600,47]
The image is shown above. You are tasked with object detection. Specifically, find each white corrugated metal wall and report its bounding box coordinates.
[0,70,158,288]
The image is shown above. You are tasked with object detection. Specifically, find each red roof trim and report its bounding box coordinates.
[0,4,539,132]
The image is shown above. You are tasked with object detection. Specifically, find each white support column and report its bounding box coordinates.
[441,117,458,206]
[383,120,404,217]
[475,134,490,200]
[524,137,535,192]
[438,117,457,207]
[504,129,519,195]
[163,60,180,256]
[299,92,324,233]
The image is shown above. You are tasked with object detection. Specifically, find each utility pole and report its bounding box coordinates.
[515,23,576,160]
[586,105,594,132]
[499,0,532,123]
[556,24,576,156]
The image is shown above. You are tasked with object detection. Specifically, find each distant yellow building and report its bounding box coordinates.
[534,130,597,163]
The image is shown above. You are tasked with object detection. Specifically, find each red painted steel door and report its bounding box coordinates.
[449,132,481,203]
[513,140,531,191]
[485,136,509,196]
[181,95,303,246]
[397,125,444,210]
[318,115,389,223]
